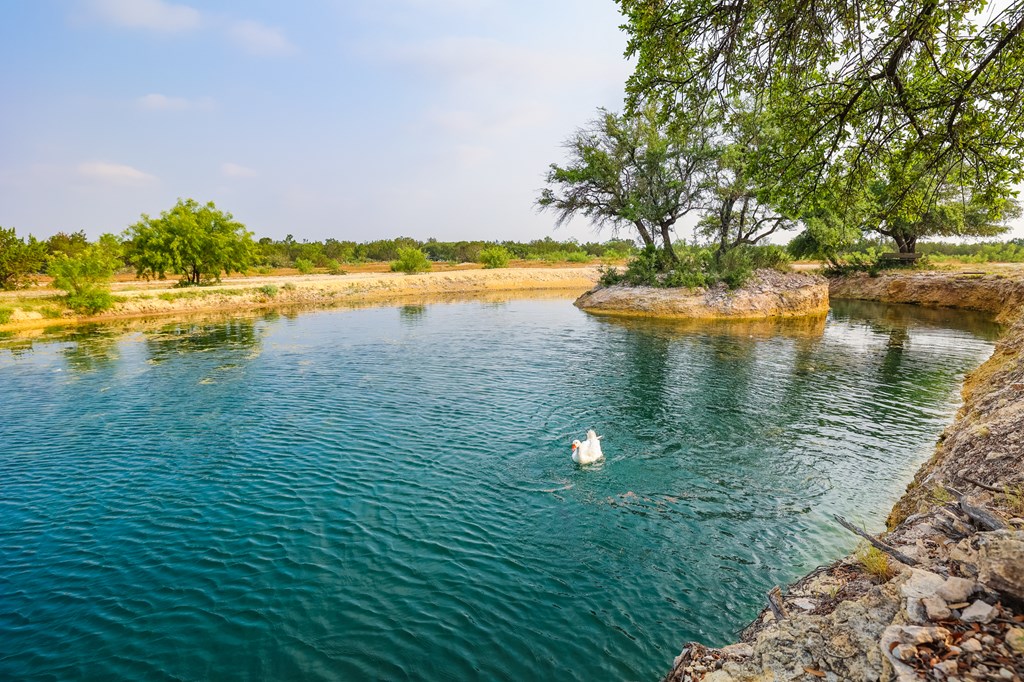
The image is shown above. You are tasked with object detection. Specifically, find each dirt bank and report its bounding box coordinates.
[0,267,600,332]
[574,270,829,320]
[665,272,1024,682]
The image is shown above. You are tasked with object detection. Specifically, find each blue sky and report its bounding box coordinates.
[0,0,632,242]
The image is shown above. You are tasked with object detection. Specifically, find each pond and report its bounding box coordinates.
[0,297,1000,680]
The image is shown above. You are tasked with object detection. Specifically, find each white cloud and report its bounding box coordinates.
[221,162,257,178]
[137,93,215,111]
[228,20,295,56]
[427,102,552,137]
[77,161,157,185]
[90,0,201,32]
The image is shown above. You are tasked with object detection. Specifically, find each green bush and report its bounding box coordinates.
[565,251,592,263]
[479,246,511,269]
[0,307,12,324]
[282,282,296,291]
[390,248,432,274]
[256,265,272,275]
[294,258,314,274]
[258,285,278,298]
[326,259,346,275]
[599,244,790,289]
[66,291,114,314]
[40,306,63,319]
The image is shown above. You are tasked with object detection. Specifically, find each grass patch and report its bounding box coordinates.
[282,282,296,291]
[258,285,279,298]
[0,307,12,324]
[856,544,896,582]
[929,485,956,505]
[40,306,64,319]
[1003,484,1024,516]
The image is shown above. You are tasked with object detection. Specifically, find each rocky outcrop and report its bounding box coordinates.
[664,272,1024,682]
[575,270,829,320]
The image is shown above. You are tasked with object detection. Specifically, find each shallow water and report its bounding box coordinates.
[0,298,999,680]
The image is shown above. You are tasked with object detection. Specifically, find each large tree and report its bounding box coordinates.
[538,107,718,264]
[618,0,1024,222]
[0,227,46,290]
[125,199,254,285]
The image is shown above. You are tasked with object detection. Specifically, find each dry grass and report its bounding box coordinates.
[1003,484,1024,516]
[856,544,896,582]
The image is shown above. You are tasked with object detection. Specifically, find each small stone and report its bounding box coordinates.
[899,625,951,645]
[998,668,1013,680]
[790,597,816,611]
[934,659,958,676]
[961,600,997,624]
[960,637,982,653]
[923,596,952,620]
[902,569,947,599]
[985,451,1008,461]
[947,601,970,609]
[978,531,1024,602]
[1006,627,1024,654]
[719,643,753,658]
[937,576,977,602]
[893,643,918,661]
[981,634,996,646]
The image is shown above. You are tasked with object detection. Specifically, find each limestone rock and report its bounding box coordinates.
[960,600,997,623]
[977,530,1024,602]
[921,596,951,621]
[1006,627,1024,655]
[936,576,977,603]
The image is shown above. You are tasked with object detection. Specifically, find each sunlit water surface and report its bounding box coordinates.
[0,297,999,680]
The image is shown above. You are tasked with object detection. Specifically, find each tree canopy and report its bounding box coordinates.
[0,227,46,290]
[618,0,1024,225]
[125,199,254,285]
[538,107,718,263]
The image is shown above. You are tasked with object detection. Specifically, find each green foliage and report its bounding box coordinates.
[256,265,272,275]
[565,251,592,263]
[918,239,1024,263]
[618,0,1024,230]
[0,307,12,324]
[258,285,278,298]
[600,244,790,289]
[40,306,63,319]
[44,230,89,260]
[125,198,254,286]
[856,544,895,583]
[0,226,46,290]
[390,248,432,274]
[47,235,121,314]
[479,246,511,269]
[326,259,346,275]
[294,258,314,274]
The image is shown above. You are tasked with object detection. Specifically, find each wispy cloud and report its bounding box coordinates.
[228,20,295,56]
[427,102,552,137]
[77,161,157,185]
[137,93,215,111]
[89,0,202,32]
[221,162,257,178]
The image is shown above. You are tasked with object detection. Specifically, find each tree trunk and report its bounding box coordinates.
[659,222,679,265]
[715,198,735,264]
[893,233,917,254]
[633,221,654,248]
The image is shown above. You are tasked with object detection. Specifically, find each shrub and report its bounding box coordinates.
[294,258,314,274]
[565,251,592,263]
[0,227,46,290]
[48,238,120,314]
[479,246,511,269]
[282,282,296,291]
[326,259,346,275]
[40,306,63,319]
[258,285,278,298]
[390,248,431,274]
[0,307,12,324]
[66,291,114,314]
[256,265,272,275]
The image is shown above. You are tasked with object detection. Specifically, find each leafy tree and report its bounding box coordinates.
[618,0,1024,225]
[48,234,122,313]
[44,230,89,260]
[538,106,718,265]
[125,199,254,285]
[0,227,46,290]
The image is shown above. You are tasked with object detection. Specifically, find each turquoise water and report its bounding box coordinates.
[0,297,999,681]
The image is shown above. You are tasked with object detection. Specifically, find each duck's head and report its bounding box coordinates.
[571,439,582,451]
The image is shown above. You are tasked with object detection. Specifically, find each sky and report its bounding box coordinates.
[0,0,634,243]
[3,2,1022,245]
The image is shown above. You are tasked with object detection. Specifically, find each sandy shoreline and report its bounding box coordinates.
[0,267,601,333]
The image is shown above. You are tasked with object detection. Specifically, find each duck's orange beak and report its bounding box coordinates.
[571,443,578,451]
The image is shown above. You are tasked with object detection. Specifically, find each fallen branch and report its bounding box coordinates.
[833,514,919,566]
[943,486,1008,531]
[959,476,1002,493]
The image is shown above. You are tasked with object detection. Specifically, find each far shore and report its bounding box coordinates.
[0,266,602,333]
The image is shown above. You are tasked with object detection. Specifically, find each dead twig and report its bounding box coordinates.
[833,514,919,566]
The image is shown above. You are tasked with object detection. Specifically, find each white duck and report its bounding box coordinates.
[571,429,604,464]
